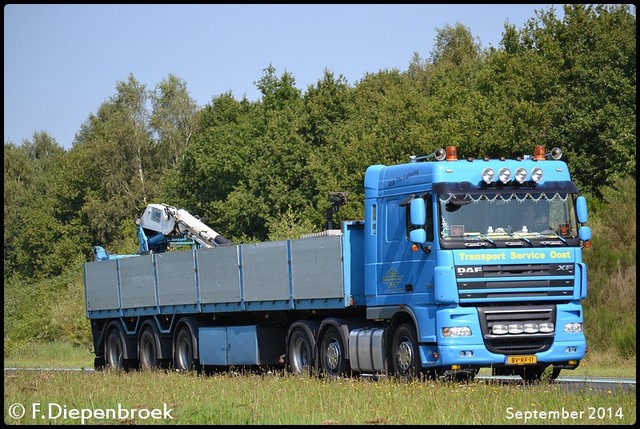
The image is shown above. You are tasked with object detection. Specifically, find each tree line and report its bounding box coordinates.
[3,5,636,355]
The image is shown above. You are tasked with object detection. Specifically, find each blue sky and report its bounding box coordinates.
[4,4,563,150]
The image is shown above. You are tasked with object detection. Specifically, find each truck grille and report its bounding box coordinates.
[456,263,575,302]
[477,306,555,355]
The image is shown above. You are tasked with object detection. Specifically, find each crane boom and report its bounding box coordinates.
[137,203,231,253]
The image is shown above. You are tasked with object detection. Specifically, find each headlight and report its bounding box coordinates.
[531,167,543,182]
[515,167,527,183]
[498,167,511,184]
[442,326,472,337]
[481,168,495,184]
[564,322,583,333]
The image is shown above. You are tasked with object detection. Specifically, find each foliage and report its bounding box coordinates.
[582,175,636,357]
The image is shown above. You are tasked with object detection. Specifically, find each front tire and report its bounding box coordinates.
[390,323,420,380]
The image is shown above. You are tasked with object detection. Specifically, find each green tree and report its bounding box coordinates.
[150,74,201,168]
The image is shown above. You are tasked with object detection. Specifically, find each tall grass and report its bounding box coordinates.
[582,176,636,357]
[4,370,636,425]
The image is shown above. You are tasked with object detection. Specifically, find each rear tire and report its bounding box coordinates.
[287,328,313,375]
[319,326,349,377]
[105,328,133,371]
[138,327,159,370]
[174,326,197,371]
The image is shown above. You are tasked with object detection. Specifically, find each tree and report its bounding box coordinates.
[150,74,200,168]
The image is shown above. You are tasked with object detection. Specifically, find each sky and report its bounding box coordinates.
[4,4,564,150]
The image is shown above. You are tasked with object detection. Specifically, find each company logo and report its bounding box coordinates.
[382,268,403,288]
[456,266,483,278]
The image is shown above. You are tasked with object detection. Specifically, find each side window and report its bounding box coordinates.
[371,204,377,235]
[425,193,434,242]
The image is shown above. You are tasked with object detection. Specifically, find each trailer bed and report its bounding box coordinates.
[84,223,365,319]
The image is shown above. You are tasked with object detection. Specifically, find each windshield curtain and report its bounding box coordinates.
[438,192,578,239]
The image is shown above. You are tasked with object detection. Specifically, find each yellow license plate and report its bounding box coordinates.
[507,355,537,365]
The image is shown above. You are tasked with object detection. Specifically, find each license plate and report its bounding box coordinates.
[506,355,537,365]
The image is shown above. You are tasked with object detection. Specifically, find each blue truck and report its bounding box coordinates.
[84,145,591,382]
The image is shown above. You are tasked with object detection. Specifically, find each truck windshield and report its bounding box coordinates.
[438,191,579,246]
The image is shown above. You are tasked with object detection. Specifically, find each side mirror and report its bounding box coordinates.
[410,229,427,244]
[578,226,592,241]
[410,198,426,226]
[576,196,588,224]
[409,198,427,244]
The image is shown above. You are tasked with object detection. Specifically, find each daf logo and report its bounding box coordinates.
[557,265,571,271]
[457,267,482,274]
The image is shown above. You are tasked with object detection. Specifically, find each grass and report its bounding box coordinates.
[4,369,636,425]
[4,342,636,424]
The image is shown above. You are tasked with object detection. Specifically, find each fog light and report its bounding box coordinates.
[539,322,554,333]
[492,324,508,335]
[508,324,524,334]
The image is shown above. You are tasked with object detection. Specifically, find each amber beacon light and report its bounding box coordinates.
[446,146,458,161]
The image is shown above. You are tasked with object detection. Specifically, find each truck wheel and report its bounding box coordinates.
[138,327,159,369]
[390,323,419,380]
[319,326,350,377]
[105,328,130,371]
[287,328,313,375]
[174,326,197,371]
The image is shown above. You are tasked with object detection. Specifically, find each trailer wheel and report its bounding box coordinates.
[174,326,197,371]
[138,327,159,370]
[287,328,313,375]
[319,326,349,377]
[105,328,131,371]
[390,323,419,380]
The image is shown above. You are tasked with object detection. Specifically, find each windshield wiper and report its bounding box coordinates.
[510,233,534,247]
[539,231,568,246]
[477,235,497,248]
